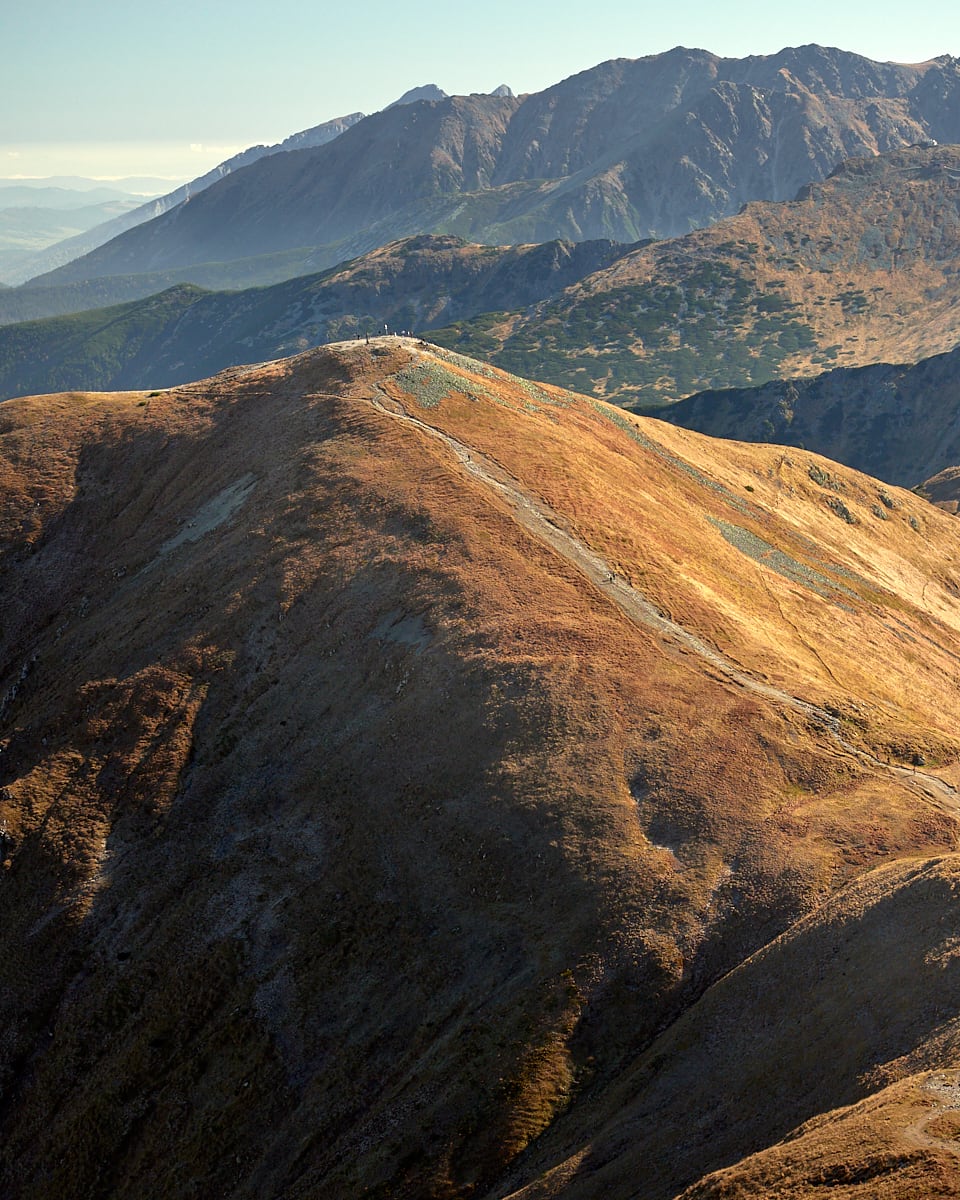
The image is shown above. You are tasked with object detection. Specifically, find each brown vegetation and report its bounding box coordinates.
[446,145,960,407]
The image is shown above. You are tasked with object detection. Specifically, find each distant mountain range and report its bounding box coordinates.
[0,85,462,288]
[1,174,179,193]
[0,183,152,208]
[0,112,367,286]
[0,196,147,281]
[22,46,960,296]
[0,236,630,399]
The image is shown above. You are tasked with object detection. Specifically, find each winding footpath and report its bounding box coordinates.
[905,1074,960,1159]
[369,383,959,814]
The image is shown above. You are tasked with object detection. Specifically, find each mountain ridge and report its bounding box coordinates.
[0,235,634,400]
[29,45,960,291]
[432,143,960,406]
[7,141,960,481]
[656,339,960,487]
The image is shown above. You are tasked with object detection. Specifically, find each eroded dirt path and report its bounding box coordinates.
[368,388,959,812]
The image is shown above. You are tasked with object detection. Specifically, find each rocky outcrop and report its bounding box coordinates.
[388,83,448,106]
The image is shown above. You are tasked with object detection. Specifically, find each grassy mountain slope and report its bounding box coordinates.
[0,285,207,399]
[0,236,631,400]
[432,145,960,406]
[3,340,960,1198]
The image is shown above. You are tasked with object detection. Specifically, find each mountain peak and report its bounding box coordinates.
[387,83,448,107]
[26,47,960,295]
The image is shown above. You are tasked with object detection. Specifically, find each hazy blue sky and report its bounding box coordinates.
[5,0,960,182]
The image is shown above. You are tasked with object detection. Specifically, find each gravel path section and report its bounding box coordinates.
[904,1074,960,1158]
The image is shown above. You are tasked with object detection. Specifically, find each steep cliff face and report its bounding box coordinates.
[3,341,960,1198]
[32,47,960,287]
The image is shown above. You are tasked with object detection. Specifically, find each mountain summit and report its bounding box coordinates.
[388,83,449,106]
